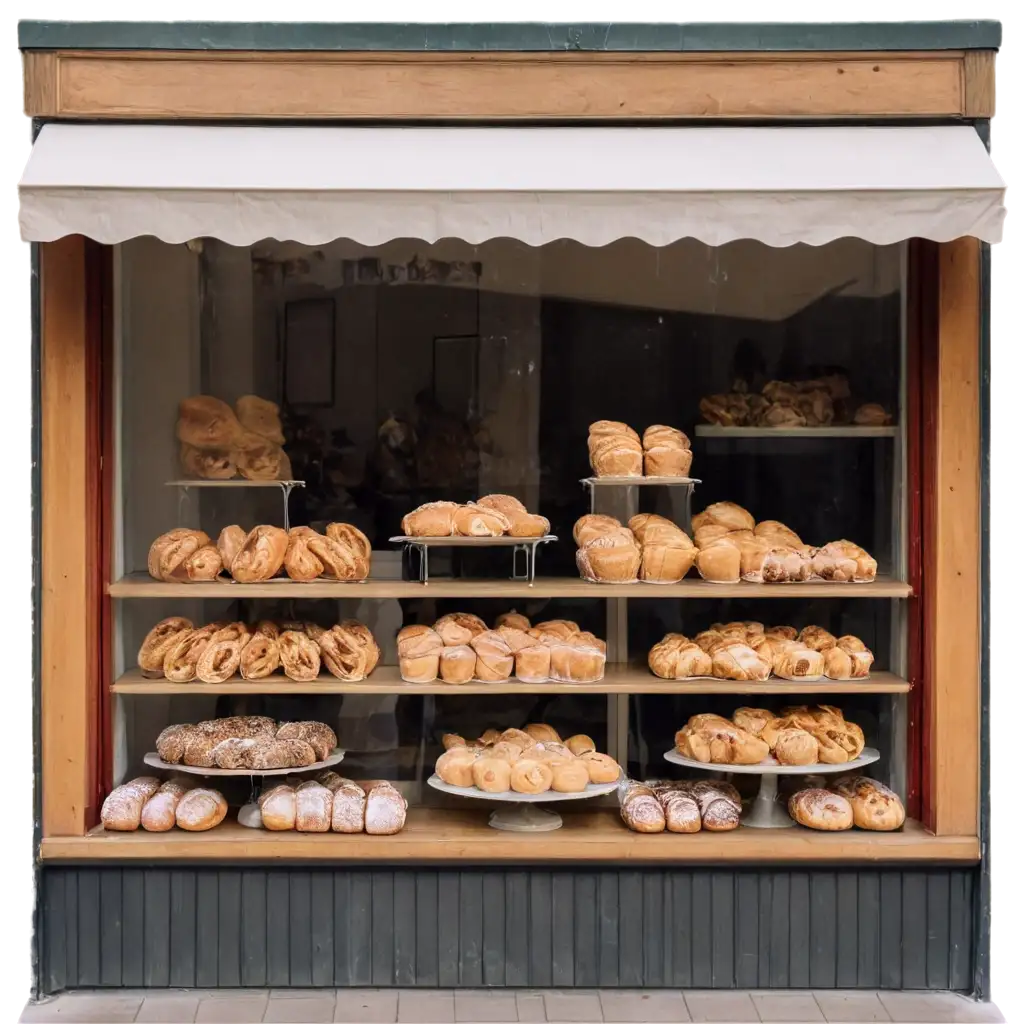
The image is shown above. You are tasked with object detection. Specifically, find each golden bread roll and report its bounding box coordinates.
[276,721,337,762]
[710,641,771,682]
[295,780,333,833]
[317,624,373,681]
[470,631,514,681]
[436,748,478,787]
[695,540,742,583]
[817,540,877,583]
[788,789,853,830]
[641,424,693,477]
[283,526,324,582]
[573,514,623,547]
[236,441,288,481]
[140,780,193,832]
[495,610,531,632]
[773,645,825,681]
[524,723,561,743]
[474,494,527,516]
[472,757,512,793]
[175,788,228,832]
[138,617,194,677]
[576,528,641,584]
[259,784,297,831]
[195,638,243,684]
[506,512,550,538]
[215,525,246,569]
[454,505,511,537]
[550,760,590,793]
[163,627,218,683]
[549,637,606,683]
[629,515,697,584]
[578,751,620,784]
[440,644,476,684]
[674,714,770,765]
[515,644,551,683]
[397,625,443,682]
[773,728,819,766]
[797,625,838,651]
[401,501,460,537]
[442,733,466,750]
[648,634,713,679]
[534,742,574,764]
[498,728,535,749]
[230,525,288,583]
[565,734,596,756]
[331,781,367,833]
[235,395,285,445]
[692,501,755,534]
[588,430,643,478]
[278,630,321,681]
[434,612,488,647]
[180,444,236,480]
[510,759,554,794]
[832,776,905,831]
[177,396,243,450]
[147,528,211,582]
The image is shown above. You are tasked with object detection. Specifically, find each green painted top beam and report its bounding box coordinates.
[18,20,1001,53]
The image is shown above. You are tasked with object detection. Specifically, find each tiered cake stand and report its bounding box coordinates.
[390,535,557,584]
[663,747,880,828]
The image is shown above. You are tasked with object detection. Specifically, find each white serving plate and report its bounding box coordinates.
[427,774,619,802]
[663,747,879,775]
[144,748,345,777]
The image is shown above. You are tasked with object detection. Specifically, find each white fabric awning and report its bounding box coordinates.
[19,123,1005,248]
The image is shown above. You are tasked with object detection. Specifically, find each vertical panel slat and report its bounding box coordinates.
[265,871,290,987]
[437,872,460,987]
[552,874,575,987]
[810,873,837,989]
[333,874,353,987]
[504,872,528,987]
[393,873,416,986]
[671,872,692,988]
[415,873,439,987]
[949,871,973,991]
[144,869,171,988]
[789,872,810,988]
[711,872,734,989]
[482,873,506,987]
[289,872,312,988]
[218,871,242,988]
[734,874,759,989]
[835,873,859,989]
[857,873,881,988]
[598,872,619,987]
[642,873,663,988]
[618,872,643,988]
[691,870,712,988]
[241,870,267,988]
[194,870,218,988]
[309,873,335,987]
[120,870,145,989]
[459,873,483,987]
[660,875,674,987]
[76,870,100,987]
[168,870,196,988]
[529,872,553,987]
[768,874,790,988]
[757,875,772,989]
[350,873,372,986]
[371,872,395,986]
[42,870,67,994]
[926,872,951,991]
[901,873,928,989]
[99,870,122,987]
[574,873,598,989]
[64,870,79,988]
[879,872,902,988]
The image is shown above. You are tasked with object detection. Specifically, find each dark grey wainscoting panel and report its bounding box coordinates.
[39,865,977,995]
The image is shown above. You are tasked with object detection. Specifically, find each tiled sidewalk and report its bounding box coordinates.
[19,989,1004,1024]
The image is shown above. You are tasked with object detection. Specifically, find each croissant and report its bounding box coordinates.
[231,526,288,582]
[284,526,324,582]
[235,395,285,445]
[180,444,236,480]
[176,396,243,451]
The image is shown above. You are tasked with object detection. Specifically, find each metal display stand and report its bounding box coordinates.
[427,774,621,831]
[389,535,557,585]
[581,476,701,530]
[663,747,880,829]
[165,479,306,529]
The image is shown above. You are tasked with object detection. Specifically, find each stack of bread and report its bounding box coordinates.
[675,704,866,768]
[401,494,549,538]
[789,777,905,831]
[434,725,620,794]
[147,522,371,583]
[619,778,741,833]
[574,513,696,585]
[101,776,228,832]
[587,421,693,478]
[648,622,874,681]
[259,773,406,835]
[139,617,380,683]
[398,612,606,684]
[691,501,877,584]
[177,395,291,481]
[155,716,338,770]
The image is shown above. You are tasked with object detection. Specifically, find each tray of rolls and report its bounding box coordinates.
[398,494,550,539]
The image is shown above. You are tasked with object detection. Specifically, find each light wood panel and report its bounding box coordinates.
[39,810,979,863]
[108,571,912,599]
[40,237,94,837]
[111,665,910,696]
[929,238,982,836]
[963,50,996,117]
[23,49,971,120]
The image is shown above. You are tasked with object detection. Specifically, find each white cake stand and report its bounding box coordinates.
[427,774,620,832]
[663,747,880,828]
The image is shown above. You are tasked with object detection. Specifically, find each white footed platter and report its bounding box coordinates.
[144,748,345,778]
[428,774,620,832]
[663,747,880,829]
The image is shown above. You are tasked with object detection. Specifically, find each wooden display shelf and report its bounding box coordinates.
[695,425,899,438]
[108,572,912,599]
[111,665,911,696]
[40,809,978,863]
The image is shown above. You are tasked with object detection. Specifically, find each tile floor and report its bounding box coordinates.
[18,989,1004,1024]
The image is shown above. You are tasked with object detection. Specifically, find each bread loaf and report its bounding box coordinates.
[578,752,621,784]
[435,748,477,788]
[284,526,324,582]
[279,630,321,681]
[140,779,193,832]
[331,780,367,833]
[230,525,288,583]
[629,514,696,583]
[588,422,643,477]
[365,782,407,835]
[675,714,770,765]
[138,617,194,677]
[576,527,641,583]
[402,501,459,537]
[470,631,514,682]
[437,644,475,684]
[259,783,297,831]
[641,425,693,477]
[434,612,488,647]
[276,722,337,762]
[619,784,665,833]
[514,644,552,682]
[832,776,905,831]
[101,777,162,831]
[695,540,742,584]
[175,788,228,831]
[788,788,853,830]
[295,781,332,832]
[397,625,443,682]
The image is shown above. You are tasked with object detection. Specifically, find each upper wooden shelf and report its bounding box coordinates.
[108,572,912,599]
[695,425,899,438]
[40,809,978,864]
[111,666,910,696]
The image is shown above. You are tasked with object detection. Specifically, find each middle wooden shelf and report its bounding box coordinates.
[112,665,911,696]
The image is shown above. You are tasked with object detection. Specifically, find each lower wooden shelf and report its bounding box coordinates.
[41,809,978,863]
[111,666,911,695]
